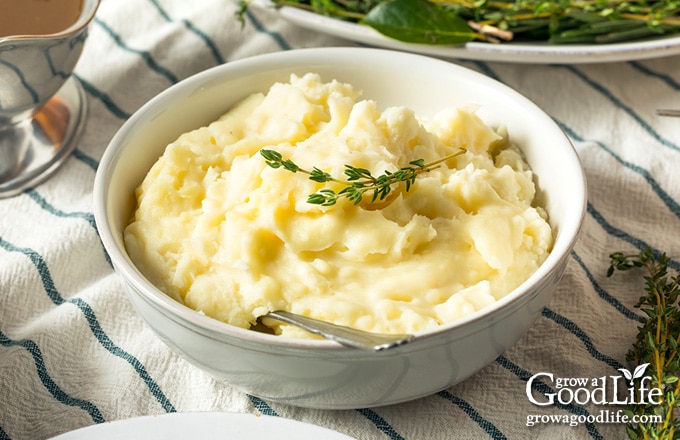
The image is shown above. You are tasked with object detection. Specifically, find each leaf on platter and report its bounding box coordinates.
[361,0,476,45]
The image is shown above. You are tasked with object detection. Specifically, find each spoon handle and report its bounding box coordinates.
[656,109,680,117]
[265,311,415,351]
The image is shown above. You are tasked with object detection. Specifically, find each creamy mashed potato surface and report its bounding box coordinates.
[124,73,552,338]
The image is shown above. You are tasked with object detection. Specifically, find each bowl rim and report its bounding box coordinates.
[93,47,587,352]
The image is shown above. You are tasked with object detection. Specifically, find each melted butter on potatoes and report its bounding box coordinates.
[124,73,552,338]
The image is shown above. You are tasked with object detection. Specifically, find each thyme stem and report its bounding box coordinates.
[608,248,680,439]
[260,148,466,206]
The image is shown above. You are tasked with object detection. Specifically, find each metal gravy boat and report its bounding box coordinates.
[0,0,100,197]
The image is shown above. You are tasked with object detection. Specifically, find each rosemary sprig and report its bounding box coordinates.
[260,148,466,206]
[608,248,680,440]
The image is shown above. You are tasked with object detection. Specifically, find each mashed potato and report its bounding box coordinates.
[124,73,552,338]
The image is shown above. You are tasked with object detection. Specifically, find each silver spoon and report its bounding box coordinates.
[264,310,415,351]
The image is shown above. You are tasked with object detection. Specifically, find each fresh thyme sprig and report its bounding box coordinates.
[608,248,680,440]
[260,148,466,206]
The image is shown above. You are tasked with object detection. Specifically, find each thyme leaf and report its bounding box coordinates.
[608,248,680,439]
[259,148,466,206]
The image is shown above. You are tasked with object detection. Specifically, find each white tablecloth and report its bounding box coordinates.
[2,1,679,439]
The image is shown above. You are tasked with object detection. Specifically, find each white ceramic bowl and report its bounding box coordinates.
[94,47,586,410]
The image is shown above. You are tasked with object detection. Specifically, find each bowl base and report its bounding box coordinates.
[0,77,87,198]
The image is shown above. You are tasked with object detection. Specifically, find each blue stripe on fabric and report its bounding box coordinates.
[586,202,680,273]
[26,190,96,230]
[244,9,292,51]
[247,396,278,416]
[147,0,225,65]
[24,190,111,268]
[74,74,131,120]
[356,408,405,440]
[0,329,105,423]
[629,61,680,90]
[71,148,100,173]
[561,65,680,153]
[570,250,640,321]
[0,238,60,305]
[558,122,680,220]
[495,355,603,440]
[72,295,176,412]
[437,390,507,439]
[94,18,179,84]
[0,237,175,413]
[542,308,625,371]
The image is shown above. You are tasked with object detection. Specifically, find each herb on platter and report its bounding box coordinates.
[242,0,680,45]
[260,148,465,206]
[608,248,680,439]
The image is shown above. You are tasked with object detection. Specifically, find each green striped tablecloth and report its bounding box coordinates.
[1,1,679,439]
